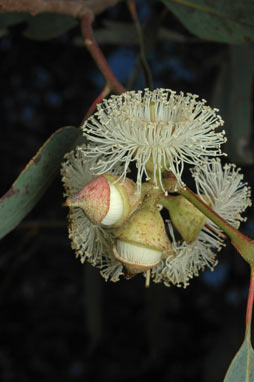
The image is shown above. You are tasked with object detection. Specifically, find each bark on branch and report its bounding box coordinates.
[0,0,121,18]
[81,12,126,95]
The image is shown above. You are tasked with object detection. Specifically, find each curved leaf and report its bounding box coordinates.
[163,0,254,43]
[0,12,30,28]
[224,324,254,381]
[23,13,77,41]
[212,45,254,165]
[0,126,82,240]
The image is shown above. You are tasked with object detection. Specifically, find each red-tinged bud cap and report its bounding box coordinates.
[65,176,110,224]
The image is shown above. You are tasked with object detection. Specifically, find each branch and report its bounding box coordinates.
[82,84,111,122]
[0,0,121,17]
[81,12,126,95]
[127,0,153,89]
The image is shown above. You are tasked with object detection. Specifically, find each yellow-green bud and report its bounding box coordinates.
[113,207,173,275]
[165,195,208,243]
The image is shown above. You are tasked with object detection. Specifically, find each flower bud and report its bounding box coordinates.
[65,174,141,226]
[165,195,207,243]
[113,207,172,276]
[65,175,110,224]
[103,174,142,227]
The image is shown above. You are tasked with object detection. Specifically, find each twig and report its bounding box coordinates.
[0,0,121,17]
[178,186,254,267]
[246,268,254,332]
[82,84,111,122]
[127,0,153,89]
[81,12,126,95]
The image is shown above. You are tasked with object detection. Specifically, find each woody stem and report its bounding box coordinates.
[81,12,126,95]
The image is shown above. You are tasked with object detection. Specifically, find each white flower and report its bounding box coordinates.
[61,145,123,281]
[82,88,226,191]
[100,254,124,282]
[150,222,222,288]
[61,144,251,287]
[150,159,252,287]
[191,159,252,229]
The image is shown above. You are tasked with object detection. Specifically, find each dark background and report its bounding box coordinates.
[0,1,254,381]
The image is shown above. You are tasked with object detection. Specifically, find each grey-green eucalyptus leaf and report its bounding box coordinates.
[23,13,77,41]
[224,324,254,382]
[0,126,82,240]
[0,12,30,28]
[212,45,254,165]
[163,0,254,44]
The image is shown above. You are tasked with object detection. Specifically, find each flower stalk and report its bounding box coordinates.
[177,185,254,267]
[246,268,254,333]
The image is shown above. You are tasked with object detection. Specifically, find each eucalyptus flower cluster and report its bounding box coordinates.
[61,89,252,287]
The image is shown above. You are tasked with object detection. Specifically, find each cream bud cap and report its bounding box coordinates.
[114,208,172,274]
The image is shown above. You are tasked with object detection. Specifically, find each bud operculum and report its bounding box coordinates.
[65,176,110,224]
[113,207,173,275]
[65,174,141,227]
[165,195,208,243]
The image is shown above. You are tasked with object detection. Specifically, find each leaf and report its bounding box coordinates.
[224,324,254,381]
[0,126,82,240]
[0,12,30,28]
[212,45,254,165]
[23,13,77,41]
[163,0,254,44]
[94,21,138,45]
[74,22,189,48]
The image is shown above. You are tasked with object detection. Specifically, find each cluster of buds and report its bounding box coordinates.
[64,170,172,282]
[61,89,252,287]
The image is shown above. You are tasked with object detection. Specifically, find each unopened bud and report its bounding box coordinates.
[165,195,208,243]
[65,176,110,224]
[65,174,142,226]
[114,207,173,275]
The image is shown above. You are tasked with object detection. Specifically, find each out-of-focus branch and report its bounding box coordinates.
[83,85,111,122]
[246,268,254,332]
[81,12,126,95]
[127,0,153,89]
[1,0,126,115]
[0,0,121,17]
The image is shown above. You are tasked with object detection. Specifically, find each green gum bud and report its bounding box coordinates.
[164,195,208,243]
[114,207,172,252]
[113,206,173,275]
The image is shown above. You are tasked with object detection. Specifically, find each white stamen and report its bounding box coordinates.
[101,184,123,226]
[61,144,124,282]
[116,240,162,266]
[81,89,226,191]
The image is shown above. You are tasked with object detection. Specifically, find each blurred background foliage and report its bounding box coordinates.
[0,0,253,381]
